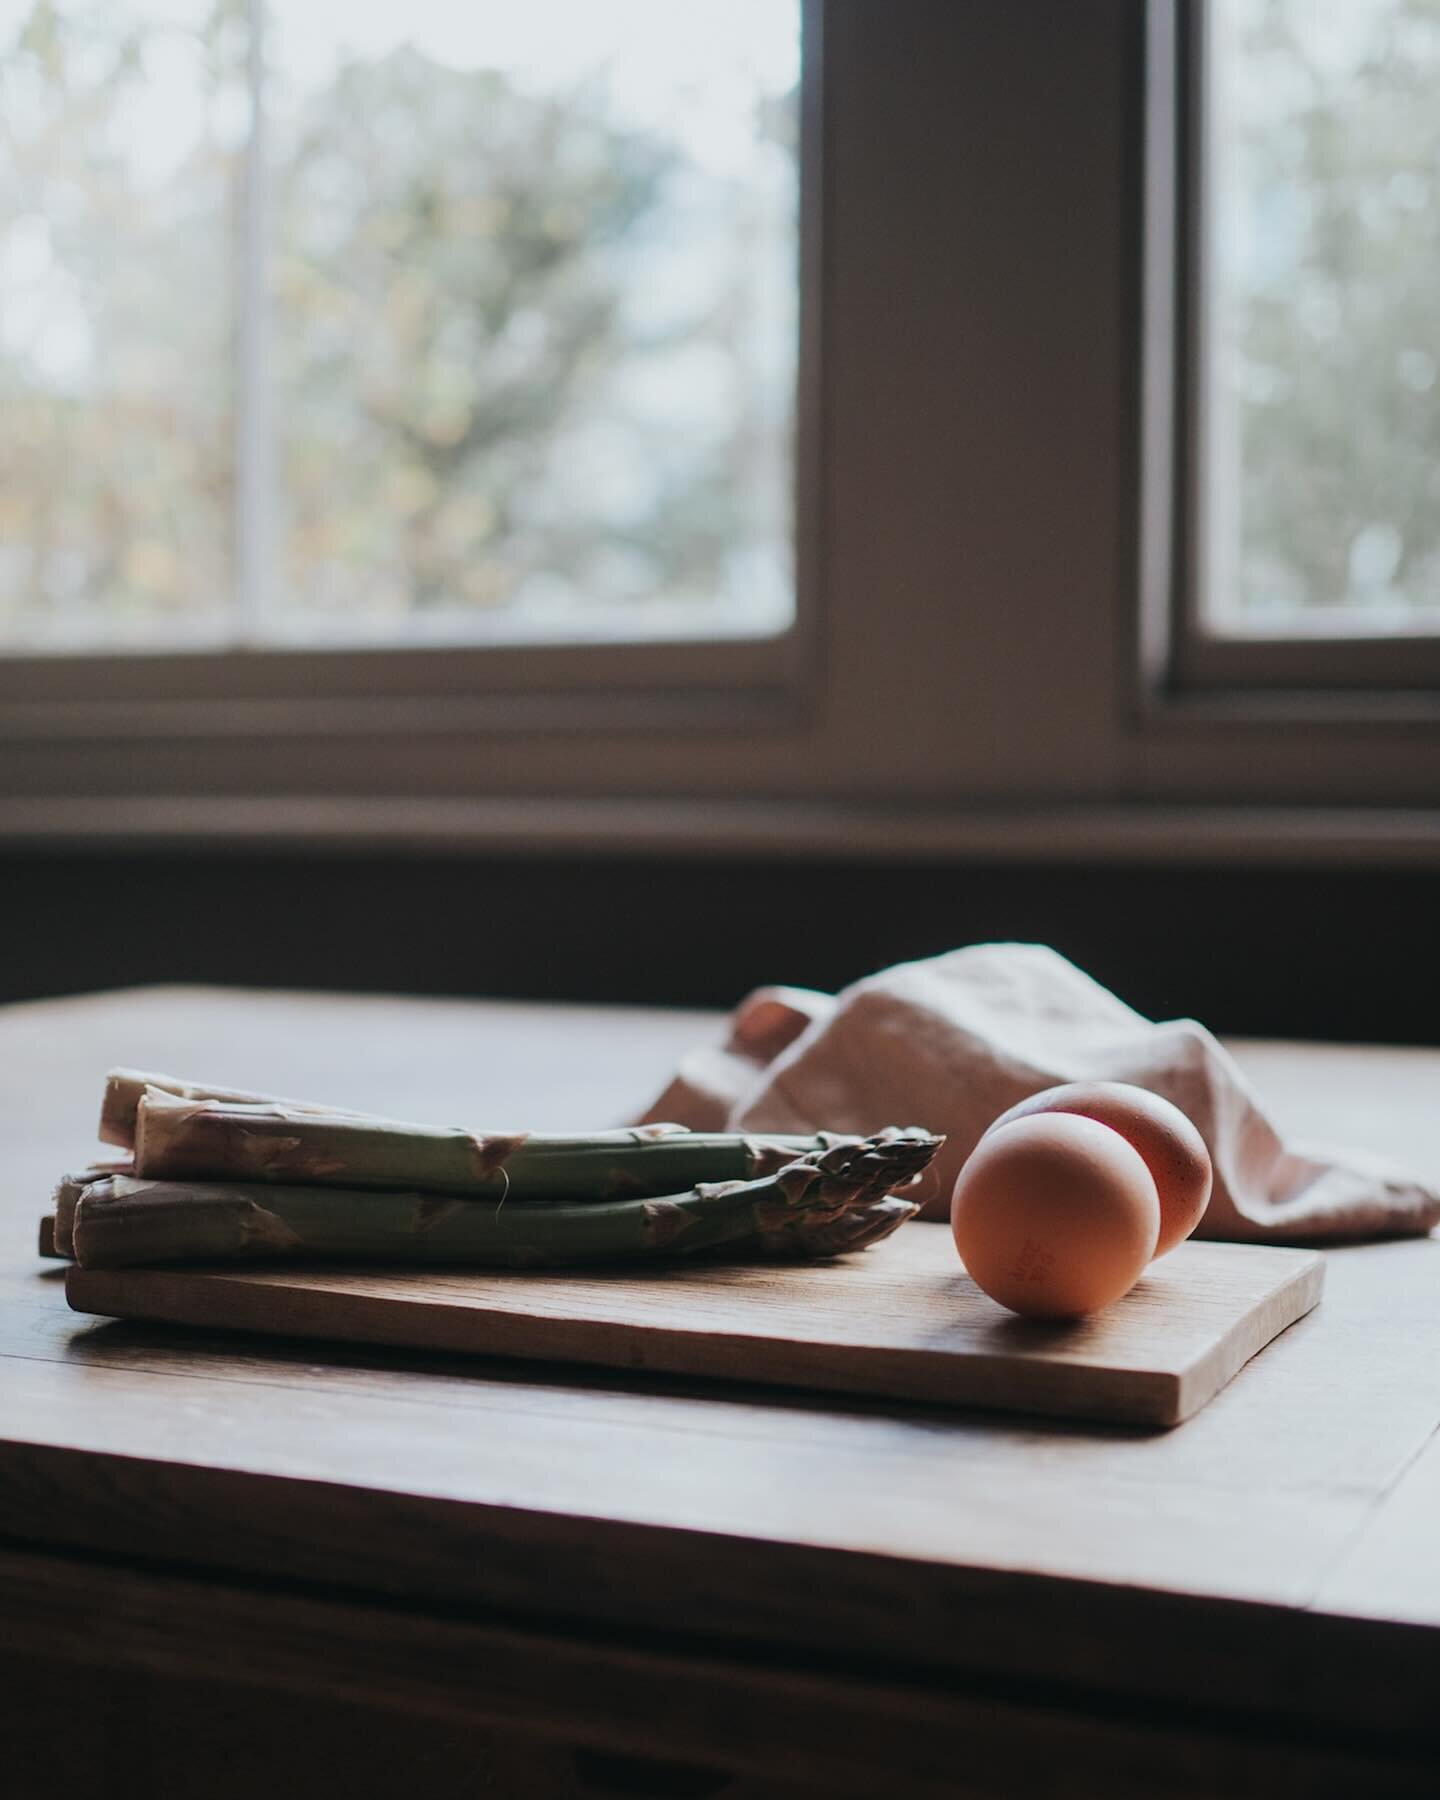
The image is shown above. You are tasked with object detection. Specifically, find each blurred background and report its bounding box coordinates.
[1,0,1437,1039]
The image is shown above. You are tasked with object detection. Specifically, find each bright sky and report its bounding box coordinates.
[1,0,800,376]
[4,1,801,185]
[273,0,799,174]
[274,0,797,83]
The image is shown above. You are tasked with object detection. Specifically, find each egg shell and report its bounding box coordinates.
[951,1112,1160,1318]
[983,1081,1213,1258]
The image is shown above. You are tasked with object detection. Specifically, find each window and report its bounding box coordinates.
[1,3,1436,847]
[1169,0,1440,691]
[1203,0,1440,635]
[0,0,798,653]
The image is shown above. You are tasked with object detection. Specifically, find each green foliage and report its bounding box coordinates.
[1225,0,1440,614]
[275,46,776,618]
[0,1,237,640]
[0,3,796,640]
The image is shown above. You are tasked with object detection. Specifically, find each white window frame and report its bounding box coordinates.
[2,1,1438,857]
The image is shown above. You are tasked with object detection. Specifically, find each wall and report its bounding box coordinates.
[2,851,1434,1044]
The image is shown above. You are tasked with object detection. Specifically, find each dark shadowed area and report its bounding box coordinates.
[3,850,1434,1043]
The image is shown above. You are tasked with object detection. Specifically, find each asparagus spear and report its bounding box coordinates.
[52,1176,85,1259]
[100,1068,375,1150]
[70,1131,941,1271]
[133,1089,905,1202]
[749,1193,923,1259]
[52,1165,131,1258]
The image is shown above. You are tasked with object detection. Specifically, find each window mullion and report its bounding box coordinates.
[235,0,275,647]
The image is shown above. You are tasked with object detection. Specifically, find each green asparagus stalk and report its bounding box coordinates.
[748,1193,922,1259]
[132,1089,917,1202]
[100,1068,376,1150]
[70,1131,940,1271]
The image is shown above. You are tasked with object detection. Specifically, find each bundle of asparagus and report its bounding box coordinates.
[41,1069,942,1273]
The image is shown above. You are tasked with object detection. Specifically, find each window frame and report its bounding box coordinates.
[2,0,1437,848]
[0,0,822,739]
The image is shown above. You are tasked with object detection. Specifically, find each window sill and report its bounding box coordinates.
[1,796,1437,869]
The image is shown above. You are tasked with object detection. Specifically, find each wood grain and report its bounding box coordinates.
[3,1545,1436,1800]
[1315,1427,1440,1625]
[64,1233,1324,1428]
[0,1638,829,1800]
[0,985,1438,1777]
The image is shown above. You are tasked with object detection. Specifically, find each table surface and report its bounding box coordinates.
[3,986,1439,1754]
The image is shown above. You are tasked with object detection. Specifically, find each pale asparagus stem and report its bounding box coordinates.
[70,1132,944,1271]
[100,1069,379,1150]
[132,1089,923,1202]
[52,1176,86,1258]
[53,1166,131,1258]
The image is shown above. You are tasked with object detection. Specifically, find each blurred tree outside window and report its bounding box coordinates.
[0,0,799,651]
[1205,0,1440,635]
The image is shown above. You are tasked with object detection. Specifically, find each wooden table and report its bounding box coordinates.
[2,987,1437,1800]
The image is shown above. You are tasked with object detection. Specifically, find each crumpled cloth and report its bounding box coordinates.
[638,944,1440,1244]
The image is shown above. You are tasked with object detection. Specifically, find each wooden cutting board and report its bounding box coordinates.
[64,1229,1323,1427]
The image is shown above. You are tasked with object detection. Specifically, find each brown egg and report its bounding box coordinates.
[984,1081,1212,1258]
[951,1113,1160,1318]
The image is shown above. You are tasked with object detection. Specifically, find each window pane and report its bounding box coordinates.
[267,0,799,644]
[0,0,236,650]
[1204,0,1440,635]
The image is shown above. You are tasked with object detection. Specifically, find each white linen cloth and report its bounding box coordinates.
[639,944,1440,1242]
